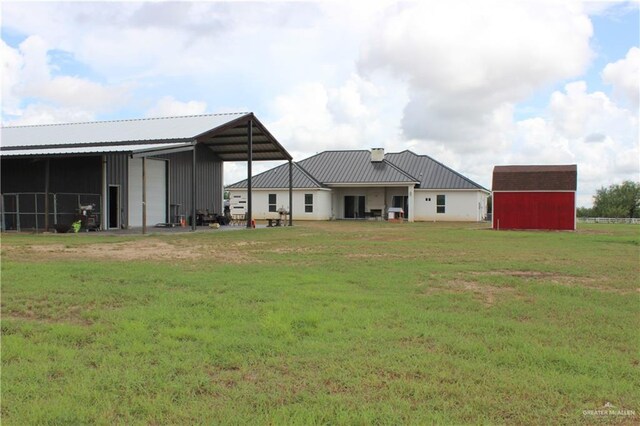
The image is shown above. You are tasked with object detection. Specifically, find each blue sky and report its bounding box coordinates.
[1,1,638,206]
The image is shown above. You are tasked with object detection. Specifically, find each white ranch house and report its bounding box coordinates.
[228,149,489,222]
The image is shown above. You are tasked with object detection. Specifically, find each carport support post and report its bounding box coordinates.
[44,158,50,232]
[192,144,197,232]
[142,156,147,234]
[289,159,293,226]
[246,119,253,229]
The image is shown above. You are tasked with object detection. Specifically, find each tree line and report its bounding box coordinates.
[577,181,640,218]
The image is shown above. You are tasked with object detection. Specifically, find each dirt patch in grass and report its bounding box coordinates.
[3,306,94,326]
[471,270,635,294]
[268,246,318,254]
[345,252,409,259]
[421,280,520,306]
[4,240,256,264]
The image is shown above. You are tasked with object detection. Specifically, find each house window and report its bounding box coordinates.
[437,194,446,214]
[305,194,313,213]
[268,194,277,212]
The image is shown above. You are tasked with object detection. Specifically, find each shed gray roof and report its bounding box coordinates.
[227,162,323,189]
[228,149,487,191]
[1,113,291,161]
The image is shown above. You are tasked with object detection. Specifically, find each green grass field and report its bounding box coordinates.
[1,222,639,425]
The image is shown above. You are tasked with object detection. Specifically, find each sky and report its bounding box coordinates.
[1,0,638,207]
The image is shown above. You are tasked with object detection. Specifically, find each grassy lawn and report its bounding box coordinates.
[1,221,639,424]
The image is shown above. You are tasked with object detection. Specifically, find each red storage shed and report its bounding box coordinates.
[492,165,577,230]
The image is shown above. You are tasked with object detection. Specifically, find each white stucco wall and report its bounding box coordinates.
[413,190,488,221]
[229,187,488,222]
[228,189,332,220]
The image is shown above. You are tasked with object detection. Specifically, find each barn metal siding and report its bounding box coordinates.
[105,153,129,227]
[158,144,223,219]
[492,192,576,230]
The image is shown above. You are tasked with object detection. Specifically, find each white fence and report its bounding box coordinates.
[578,217,640,224]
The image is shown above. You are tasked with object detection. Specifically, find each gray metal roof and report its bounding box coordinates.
[386,150,488,191]
[228,149,488,191]
[1,113,291,161]
[227,162,324,189]
[298,150,418,185]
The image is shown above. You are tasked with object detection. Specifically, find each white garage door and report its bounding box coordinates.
[128,158,167,227]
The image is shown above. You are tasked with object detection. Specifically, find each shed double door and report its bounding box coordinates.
[128,158,167,227]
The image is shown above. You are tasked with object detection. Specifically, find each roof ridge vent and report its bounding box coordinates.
[371,147,384,162]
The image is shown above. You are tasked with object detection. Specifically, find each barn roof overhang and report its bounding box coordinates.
[194,114,291,162]
[0,112,292,162]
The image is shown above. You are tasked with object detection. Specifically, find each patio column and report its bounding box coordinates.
[407,184,415,222]
[246,119,253,228]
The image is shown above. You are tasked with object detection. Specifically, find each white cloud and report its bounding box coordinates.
[145,96,208,118]
[602,46,640,109]
[2,35,130,125]
[266,74,406,161]
[508,80,638,207]
[2,1,636,208]
[221,71,407,186]
[549,81,636,142]
[1,39,25,116]
[0,2,330,81]
[4,104,95,127]
[359,1,593,151]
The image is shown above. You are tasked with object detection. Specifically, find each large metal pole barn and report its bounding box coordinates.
[1,113,293,233]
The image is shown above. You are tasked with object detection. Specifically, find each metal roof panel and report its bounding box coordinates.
[1,113,248,147]
[385,150,488,191]
[298,150,418,184]
[227,149,487,191]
